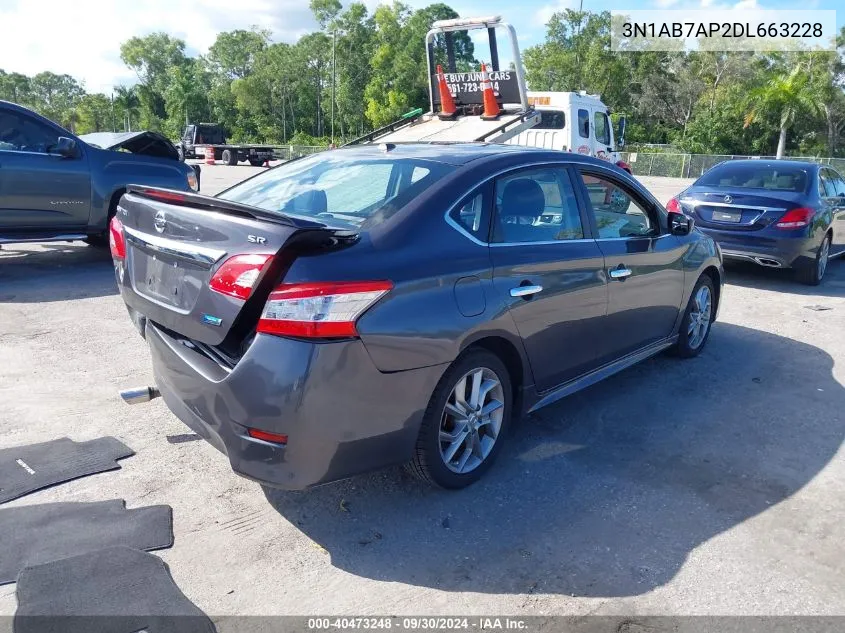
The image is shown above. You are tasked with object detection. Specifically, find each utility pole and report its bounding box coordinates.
[331,30,336,143]
[110,92,116,132]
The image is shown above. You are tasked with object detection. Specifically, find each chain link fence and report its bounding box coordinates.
[620,152,845,179]
[273,145,327,161]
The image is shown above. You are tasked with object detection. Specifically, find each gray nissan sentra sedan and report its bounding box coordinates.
[113,143,724,490]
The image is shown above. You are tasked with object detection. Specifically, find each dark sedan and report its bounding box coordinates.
[114,144,723,490]
[667,160,845,285]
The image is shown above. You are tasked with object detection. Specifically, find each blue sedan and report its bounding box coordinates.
[668,160,845,285]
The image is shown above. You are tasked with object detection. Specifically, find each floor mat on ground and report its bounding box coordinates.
[0,437,134,503]
[0,499,173,584]
[14,546,216,633]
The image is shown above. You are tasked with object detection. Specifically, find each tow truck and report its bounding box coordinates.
[177,123,276,166]
[345,15,629,173]
[345,16,541,146]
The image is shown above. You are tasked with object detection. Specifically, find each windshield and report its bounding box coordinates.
[697,163,809,193]
[218,153,450,229]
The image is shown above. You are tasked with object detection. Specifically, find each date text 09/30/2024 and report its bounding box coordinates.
[307,617,528,630]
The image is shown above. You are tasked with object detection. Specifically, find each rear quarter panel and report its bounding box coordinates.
[279,160,533,387]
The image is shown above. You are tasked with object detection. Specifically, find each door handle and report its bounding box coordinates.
[510,285,543,298]
[609,267,632,280]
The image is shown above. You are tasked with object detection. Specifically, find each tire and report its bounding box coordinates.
[222,149,237,166]
[798,233,831,286]
[249,158,263,167]
[671,274,715,358]
[406,349,512,489]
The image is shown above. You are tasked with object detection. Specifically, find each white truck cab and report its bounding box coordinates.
[506,91,630,172]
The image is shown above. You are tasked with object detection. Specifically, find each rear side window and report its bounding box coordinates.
[219,154,450,229]
[449,190,487,241]
[830,171,845,196]
[697,163,808,192]
[492,167,583,243]
[577,109,589,139]
[536,111,565,129]
[819,170,838,197]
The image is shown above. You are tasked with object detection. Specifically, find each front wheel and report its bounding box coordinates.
[407,350,512,489]
[249,158,264,167]
[672,275,715,358]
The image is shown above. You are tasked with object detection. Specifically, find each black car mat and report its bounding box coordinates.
[0,499,174,584]
[0,437,134,504]
[14,546,216,633]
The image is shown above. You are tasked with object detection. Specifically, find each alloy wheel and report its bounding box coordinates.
[688,285,712,350]
[818,237,830,281]
[439,367,505,474]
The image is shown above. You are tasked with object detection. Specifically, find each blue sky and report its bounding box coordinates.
[0,0,841,94]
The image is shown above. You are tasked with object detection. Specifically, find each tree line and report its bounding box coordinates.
[1,4,844,157]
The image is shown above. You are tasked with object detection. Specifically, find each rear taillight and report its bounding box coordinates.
[109,215,126,259]
[209,254,273,300]
[665,197,681,213]
[775,207,813,229]
[258,280,392,339]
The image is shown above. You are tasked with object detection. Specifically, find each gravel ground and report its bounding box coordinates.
[0,167,843,624]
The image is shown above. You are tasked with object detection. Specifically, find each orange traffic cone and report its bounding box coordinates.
[436,65,457,120]
[479,63,500,121]
[204,145,215,165]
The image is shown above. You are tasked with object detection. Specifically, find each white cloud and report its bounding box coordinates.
[0,0,317,93]
[533,0,580,28]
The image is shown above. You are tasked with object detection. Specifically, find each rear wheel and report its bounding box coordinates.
[222,149,238,166]
[407,350,512,489]
[249,158,264,167]
[672,275,715,358]
[798,233,830,286]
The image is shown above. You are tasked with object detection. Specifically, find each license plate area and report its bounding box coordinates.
[130,249,203,313]
[712,210,742,223]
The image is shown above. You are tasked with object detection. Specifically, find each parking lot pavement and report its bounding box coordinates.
[1,165,844,620]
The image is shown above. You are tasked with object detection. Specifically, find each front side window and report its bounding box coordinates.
[0,111,60,153]
[492,167,583,243]
[219,154,450,230]
[577,109,589,139]
[829,171,845,196]
[579,171,655,239]
[594,111,610,145]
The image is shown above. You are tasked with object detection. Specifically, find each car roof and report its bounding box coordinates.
[331,142,616,168]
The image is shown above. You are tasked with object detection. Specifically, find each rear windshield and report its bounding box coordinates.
[218,153,450,229]
[698,163,809,192]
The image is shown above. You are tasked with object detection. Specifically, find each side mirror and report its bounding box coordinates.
[51,137,79,159]
[668,210,694,236]
[617,116,626,148]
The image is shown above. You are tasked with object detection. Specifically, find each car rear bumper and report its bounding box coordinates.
[146,322,446,490]
[696,227,815,269]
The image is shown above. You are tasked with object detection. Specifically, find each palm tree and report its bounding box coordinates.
[744,65,821,159]
[114,85,140,132]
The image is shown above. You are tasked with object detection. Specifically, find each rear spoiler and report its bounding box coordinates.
[124,185,356,237]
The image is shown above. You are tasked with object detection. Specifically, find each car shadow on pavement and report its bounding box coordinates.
[0,243,117,302]
[725,259,845,298]
[264,323,845,597]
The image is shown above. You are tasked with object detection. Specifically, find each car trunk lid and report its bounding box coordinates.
[115,186,356,347]
[679,189,804,231]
